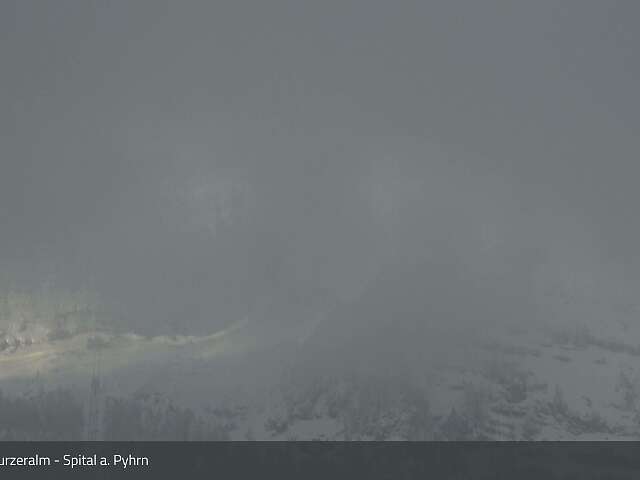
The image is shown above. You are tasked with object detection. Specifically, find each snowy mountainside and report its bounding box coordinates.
[2,311,640,440]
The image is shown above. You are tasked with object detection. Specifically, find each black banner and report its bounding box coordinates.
[1,442,639,479]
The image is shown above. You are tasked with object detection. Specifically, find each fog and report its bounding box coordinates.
[1,1,639,360]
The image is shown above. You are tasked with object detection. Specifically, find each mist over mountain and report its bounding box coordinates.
[1,0,639,441]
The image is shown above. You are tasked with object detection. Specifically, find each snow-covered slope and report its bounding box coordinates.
[2,310,640,440]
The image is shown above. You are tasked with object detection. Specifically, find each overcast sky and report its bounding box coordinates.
[1,1,638,335]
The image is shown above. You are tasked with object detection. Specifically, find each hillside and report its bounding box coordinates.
[1,308,640,440]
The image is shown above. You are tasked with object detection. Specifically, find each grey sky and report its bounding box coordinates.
[1,1,638,334]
